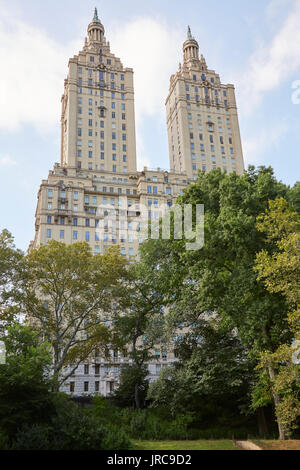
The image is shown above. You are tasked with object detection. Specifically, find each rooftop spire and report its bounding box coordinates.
[93,7,100,23]
[187,25,193,39]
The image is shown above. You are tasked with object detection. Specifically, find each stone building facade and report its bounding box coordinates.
[166,26,244,179]
[30,10,244,396]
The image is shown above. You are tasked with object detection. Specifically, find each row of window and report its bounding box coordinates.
[77,163,128,172]
[80,121,127,131]
[190,133,233,146]
[78,78,126,92]
[79,66,125,80]
[191,142,234,154]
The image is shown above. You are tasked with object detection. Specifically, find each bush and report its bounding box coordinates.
[12,396,133,450]
[13,425,52,450]
[101,425,133,450]
[0,429,10,450]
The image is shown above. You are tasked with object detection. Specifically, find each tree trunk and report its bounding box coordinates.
[257,407,269,437]
[134,383,141,410]
[268,366,286,440]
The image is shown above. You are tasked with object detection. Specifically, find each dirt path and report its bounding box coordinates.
[235,441,262,451]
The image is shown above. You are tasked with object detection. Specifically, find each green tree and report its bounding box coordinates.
[19,241,127,388]
[254,198,300,437]
[0,230,23,330]
[112,261,169,409]
[112,363,149,409]
[0,324,55,442]
[147,317,256,430]
[140,166,293,439]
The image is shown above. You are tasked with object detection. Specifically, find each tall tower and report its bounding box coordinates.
[32,10,187,263]
[61,8,137,173]
[166,27,244,180]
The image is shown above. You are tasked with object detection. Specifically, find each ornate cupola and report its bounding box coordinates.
[183,26,200,64]
[87,8,105,44]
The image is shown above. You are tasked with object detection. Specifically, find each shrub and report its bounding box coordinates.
[0,429,10,450]
[13,425,52,450]
[13,396,133,450]
[101,425,133,450]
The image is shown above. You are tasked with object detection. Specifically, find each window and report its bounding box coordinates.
[84,382,89,392]
[60,230,65,240]
[47,216,52,224]
[85,232,90,242]
[46,229,51,239]
[73,217,78,226]
[84,364,89,375]
[48,189,53,198]
[70,382,75,393]
[73,231,78,240]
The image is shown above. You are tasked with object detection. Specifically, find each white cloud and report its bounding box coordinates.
[109,17,182,169]
[0,9,182,170]
[243,119,289,165]
[240,0,300,114]
[0,7,81,132]
[0,154,17,167]
[110,17,181,122]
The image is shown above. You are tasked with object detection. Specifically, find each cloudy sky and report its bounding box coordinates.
[0,0,299,251]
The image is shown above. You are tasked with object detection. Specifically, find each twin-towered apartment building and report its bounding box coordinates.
[30,9,244,396]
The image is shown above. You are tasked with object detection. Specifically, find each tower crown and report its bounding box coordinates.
[183,26,199,63]
[87,7,105,44]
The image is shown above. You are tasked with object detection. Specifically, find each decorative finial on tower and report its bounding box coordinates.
[93,7,100,23]
[187,25,193,39]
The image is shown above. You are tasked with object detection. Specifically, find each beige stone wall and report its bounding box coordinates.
[166,33,245,180]
[61,22,137,175]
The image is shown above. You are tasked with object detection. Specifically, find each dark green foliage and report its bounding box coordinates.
[112,364,149,408]
[91,399,255,440]
[139,166,299,438]
[0,324,55,441]
[12,397,132,450]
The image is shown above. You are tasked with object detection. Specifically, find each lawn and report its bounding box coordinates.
[252,440,300,451]
[133,440,237,450]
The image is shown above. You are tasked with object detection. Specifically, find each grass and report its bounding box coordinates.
[133,440,238,450]
[252,440,300,451]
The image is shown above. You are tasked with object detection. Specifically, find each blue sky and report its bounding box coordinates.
[0,0,299,251]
